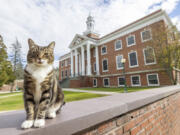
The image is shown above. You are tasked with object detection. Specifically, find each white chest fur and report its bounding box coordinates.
[25,64,53,103]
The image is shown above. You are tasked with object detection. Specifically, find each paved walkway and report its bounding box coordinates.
[62,88,117,95]
[0,93,22,99]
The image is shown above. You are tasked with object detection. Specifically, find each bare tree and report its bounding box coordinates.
[10,38,24,79]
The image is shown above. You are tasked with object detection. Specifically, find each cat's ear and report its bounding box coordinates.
[48,41,55,51]
[28,38,36,49]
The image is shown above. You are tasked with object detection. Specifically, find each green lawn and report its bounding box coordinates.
[0,91,106,112]
[77,87,159,93]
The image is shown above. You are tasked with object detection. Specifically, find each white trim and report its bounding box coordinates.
[146,73,160,86]
[128,51,139,68]
[116,55,123,70]
[101,45,107,55]
[131,75,141,86]
[117,76,125,87]
[98,10,173,46]
[102,58,108,72]
[114,40,122,51]
[140,29,152,43]
[93,78,97,87]
[103,78,110,87]
[126,35,136,47]
[143,47,156,65]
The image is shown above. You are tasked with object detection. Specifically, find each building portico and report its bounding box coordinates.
[70,41,99,77]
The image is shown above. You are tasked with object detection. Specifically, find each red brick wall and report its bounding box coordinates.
[98,21,164,76]
[59,58,71,81]
[76,92,180,135]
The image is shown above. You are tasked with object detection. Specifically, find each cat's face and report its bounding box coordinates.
[27,39,55,66]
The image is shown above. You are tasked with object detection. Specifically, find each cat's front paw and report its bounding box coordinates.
[21,120,34,129]
[34,119,45,128]
[47,112,56,119]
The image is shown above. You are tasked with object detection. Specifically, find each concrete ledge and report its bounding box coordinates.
[0,85,180,135]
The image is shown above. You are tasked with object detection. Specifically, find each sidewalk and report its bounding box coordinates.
[62,88,117,95]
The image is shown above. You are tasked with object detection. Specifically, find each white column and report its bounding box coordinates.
[81,46,85,76]
[87,43,92,75]
[79,53,82,75]
[70,51,74,77]
[75,49,78,76]
[95,46,100,75]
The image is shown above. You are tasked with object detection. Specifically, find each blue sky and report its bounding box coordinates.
[0,0,179,67]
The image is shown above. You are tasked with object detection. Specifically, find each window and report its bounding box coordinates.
[102,59,108,72]
[103,78,109,87]
[61,71,64,78]
[68,59,71,65]
[61,61,64,67]
[141,29,151,42]
[128,51,138,67]
[93,78,97,87]
[65,60,67,67]
[93,49,96,57]
[116,55,123,70]
[131,75,141,86]
[143,47,156,65]
[115,40,122,50]
[101,46,107,55]
[126,35,135,46]
[65,70,68,77]
[118,77,125,86]
[147,74,159,86]
[94,63,96,72]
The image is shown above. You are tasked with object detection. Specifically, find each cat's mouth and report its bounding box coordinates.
[35,59,47,66]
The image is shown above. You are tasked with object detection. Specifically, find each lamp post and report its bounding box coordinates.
[121,58,127,93]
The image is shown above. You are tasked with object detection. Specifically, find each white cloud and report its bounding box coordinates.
[0,0,179,67]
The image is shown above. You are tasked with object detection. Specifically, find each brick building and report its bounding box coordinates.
[59,9,180,88]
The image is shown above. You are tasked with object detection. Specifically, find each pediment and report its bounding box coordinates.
[69,34,87,48]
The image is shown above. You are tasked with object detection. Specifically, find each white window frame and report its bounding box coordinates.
[115,40,122,51]
[143,47,156,65]
[103,78,110,87]
[116,55,123,70]
[141,29,152,42]
[101,45,107,55]
[102,58,108,72]
[131,75,141,86]
[94,62,96,72]
[128,51,139,68]
[126,35,136,47]
[118,77,125,87]
[93,78,97,87]
[146,73,160,86]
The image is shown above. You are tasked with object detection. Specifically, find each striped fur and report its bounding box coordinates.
[21,39,64,129]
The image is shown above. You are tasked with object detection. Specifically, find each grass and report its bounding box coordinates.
[77,87,159,93]
[0,91,106,112]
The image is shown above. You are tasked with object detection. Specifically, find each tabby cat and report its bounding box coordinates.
[21,39,64,129]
